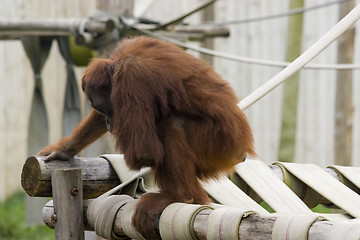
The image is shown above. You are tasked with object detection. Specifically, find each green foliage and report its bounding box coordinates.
[311,204,332,214]
[69,36,94,67]
[260,201,275,213]
[0,191,54,240]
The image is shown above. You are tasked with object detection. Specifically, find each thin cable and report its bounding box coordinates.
[238,4,360,110]
[135,27,360,70]
[195,0,351,26]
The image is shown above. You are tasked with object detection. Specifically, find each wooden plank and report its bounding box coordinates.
[51,168,84,240]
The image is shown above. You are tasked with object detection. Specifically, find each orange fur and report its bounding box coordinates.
[38,36,255,239]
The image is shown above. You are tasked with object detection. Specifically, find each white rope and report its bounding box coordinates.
[238,4,360,110]
[135,28,360,70]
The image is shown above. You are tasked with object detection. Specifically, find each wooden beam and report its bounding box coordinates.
[42,198,339,240]
[0,18,115,39]
[22,156,344,199]
[21,156,120,199]
[43,200,93,231]
[23,155,350,211]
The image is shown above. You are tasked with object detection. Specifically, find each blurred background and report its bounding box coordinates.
[0,0,359,238]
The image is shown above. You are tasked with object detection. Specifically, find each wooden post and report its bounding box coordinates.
[278,0,304,162]
[334,0,355,166]
[51,168,84,240]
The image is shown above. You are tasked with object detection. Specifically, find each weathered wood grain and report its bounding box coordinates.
[43,199,336,240]
[51,168,84,239]
[21,155,120,199]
